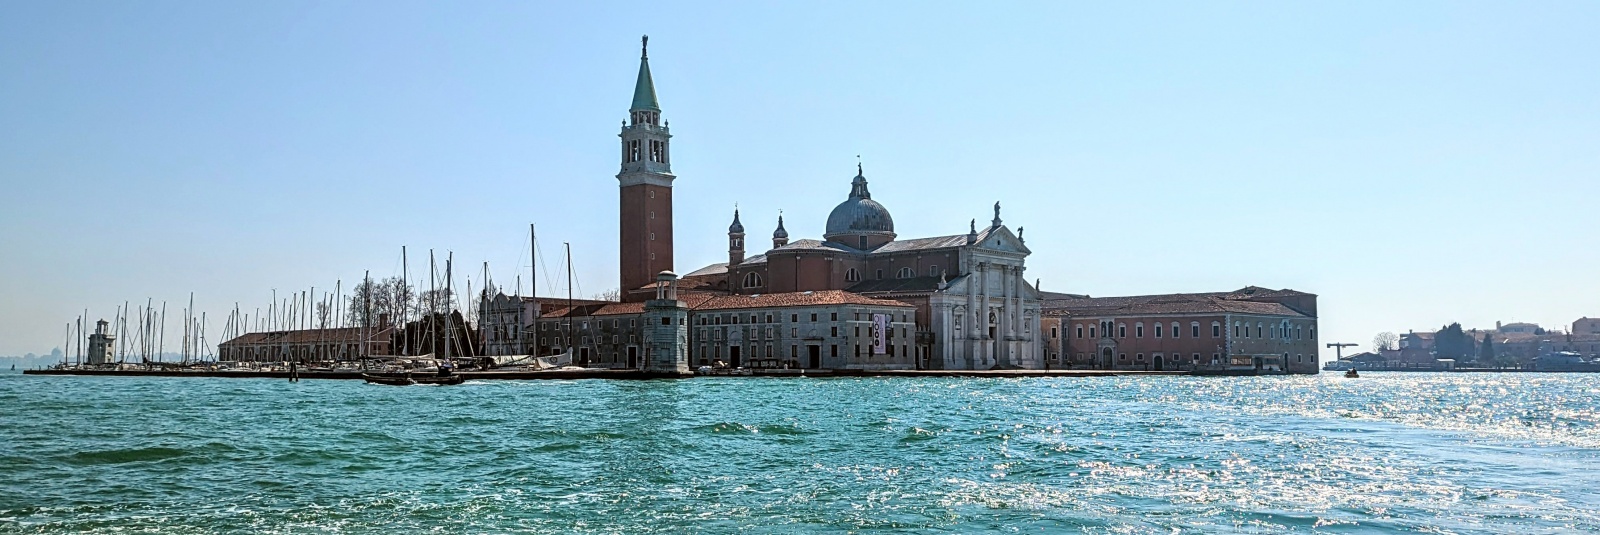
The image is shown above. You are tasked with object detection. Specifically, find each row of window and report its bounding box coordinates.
[1084,352,1310,365]
[842,266,944,283]
[692,342,911,363]
[1076,321,1217,339]
[1072,320,1315,341]
[695,324,905,341]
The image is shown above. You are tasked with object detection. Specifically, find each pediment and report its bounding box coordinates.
[975,226,1031,255]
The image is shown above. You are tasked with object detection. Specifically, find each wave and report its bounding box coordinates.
[66,446,188,465]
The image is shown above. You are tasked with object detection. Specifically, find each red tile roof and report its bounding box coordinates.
[1043,291,1308,318]
[695,290,912,311]
[221,326,395,346]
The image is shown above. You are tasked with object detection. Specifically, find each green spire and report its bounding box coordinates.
[631,35,660,112]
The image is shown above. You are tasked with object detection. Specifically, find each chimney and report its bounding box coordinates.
[378,313,390,331]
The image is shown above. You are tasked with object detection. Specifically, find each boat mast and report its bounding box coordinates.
[158,302,166,363]
[362,270,372,361]
[401,246,409,356]
[428,250,437,356]
[565,242,573,364]
[444,252,454,363]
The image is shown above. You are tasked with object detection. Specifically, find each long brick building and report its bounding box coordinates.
[1041,287,1319,373]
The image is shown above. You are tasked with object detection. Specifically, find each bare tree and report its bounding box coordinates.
[419,288,455,315]
[1372,331,1399,352]
[347,276,418,326]
[596,288,621,302]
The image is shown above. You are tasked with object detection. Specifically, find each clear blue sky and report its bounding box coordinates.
[3,1,1597,358]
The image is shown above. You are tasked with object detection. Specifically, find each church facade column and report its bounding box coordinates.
[978,262,990,368]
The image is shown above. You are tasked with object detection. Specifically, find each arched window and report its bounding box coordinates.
[742,272,763,288]
[845,268,861,282]
[897,267,914,279]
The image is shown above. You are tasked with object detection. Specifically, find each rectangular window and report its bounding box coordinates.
[831,326,838,337]
[791,314,798,322]
[830,313,838,321]
[1089,327,1096,338]
[1076,325,1083,339]
[1118,325,1126,338]
[810,313,818,322]
[1211,323,1219,337]
[1154,324,1161,338]
[791,328,797,337]
[1136,324,1144,338]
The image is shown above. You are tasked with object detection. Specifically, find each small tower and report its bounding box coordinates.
[87,319,115,365]
[728,208,745,266]
[772,213,789,249]
[642,271,691,376]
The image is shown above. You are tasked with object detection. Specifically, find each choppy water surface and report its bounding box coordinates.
[2,371,1597,534]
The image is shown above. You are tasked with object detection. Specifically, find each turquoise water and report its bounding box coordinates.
[2,371,1597,534]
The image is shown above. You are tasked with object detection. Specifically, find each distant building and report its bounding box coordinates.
[218,322,395,362]
[1399,331,1434,350]
[1495,321,1540,335]
[532,289,916,370]
[86,319,115,365]
[476,293,611,356]
[1573,317,1600,336]
[1043,287,1319,374]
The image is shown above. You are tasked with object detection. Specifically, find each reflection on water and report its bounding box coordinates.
[1,372,1596,533]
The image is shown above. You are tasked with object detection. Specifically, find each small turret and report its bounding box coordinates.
[728,208,745,266]
[772,213,789,249]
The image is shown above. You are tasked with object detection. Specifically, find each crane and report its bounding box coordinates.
[1326,342,1358,361]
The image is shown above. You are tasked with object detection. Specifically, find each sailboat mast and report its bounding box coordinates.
[537,221,544,296]
[158,302,166,363]
[444,253,454,362]
[402,246,409,356]
[572,241,579,363]
[428,250,437,357]
[362,270,371,360]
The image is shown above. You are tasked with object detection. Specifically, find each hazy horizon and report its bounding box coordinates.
[3,2,1597,358]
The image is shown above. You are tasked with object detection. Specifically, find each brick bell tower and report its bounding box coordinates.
[618,35,674,301]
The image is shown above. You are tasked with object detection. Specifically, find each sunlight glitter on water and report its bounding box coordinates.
[1,371,1598,533]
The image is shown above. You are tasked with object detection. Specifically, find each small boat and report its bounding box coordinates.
[362,372,467,386]
[363,373,417,386]
[1344,369,1359,378]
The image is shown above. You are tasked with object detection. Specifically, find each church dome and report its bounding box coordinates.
[823,167,895,243]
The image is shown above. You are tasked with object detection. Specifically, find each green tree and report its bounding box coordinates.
[1477,332,1496,366]
[1434,323,1471,361]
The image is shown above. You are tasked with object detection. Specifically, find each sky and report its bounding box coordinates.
[2,1,1597,358]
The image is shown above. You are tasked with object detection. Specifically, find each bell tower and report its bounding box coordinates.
[618,35,675,301]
